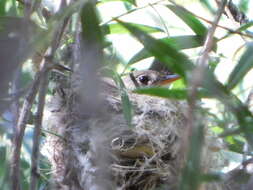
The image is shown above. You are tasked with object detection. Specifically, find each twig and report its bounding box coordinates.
[149,3,170,37]
[101,0,166,25]
[129,72,140,88]
[187,0,227,137]
[11,64,48,190]
[180,1,227,189]
[29,1,70,189]
[29,59,49,190]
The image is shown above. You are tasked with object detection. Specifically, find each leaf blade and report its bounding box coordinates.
[128,35,205,65]
[226,43,253,90]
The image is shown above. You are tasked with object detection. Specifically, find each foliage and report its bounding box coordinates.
[0,0,253,189]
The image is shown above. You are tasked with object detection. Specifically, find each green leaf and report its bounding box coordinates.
[225,136,245,154]
[0,0,7,16]
[80,2,103,45]
[113,73,133,128]
[134,87,188,99]
[201,68,253,146]
[116,19,194,81]
[226,43,253,90]
[98,0,136,6]
[236,21,253,32]
[166,5,207,36]
[102,23,163,35]
[128,35,205,65]
[134,87,210,100]
[179,123,204,190]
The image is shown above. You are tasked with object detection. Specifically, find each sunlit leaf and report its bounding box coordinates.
[116,19,194,80]
[98,0,136,6]
[225,136,245,154]
[167,5,207,36]
[128,35,205,65]
[134,87,210,99]
[102,23,163,35]
[226,43,253,90]
[134,87,188,99]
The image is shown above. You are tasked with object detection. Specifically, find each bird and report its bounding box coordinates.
[44,69,188,190]
[121,70,180,88]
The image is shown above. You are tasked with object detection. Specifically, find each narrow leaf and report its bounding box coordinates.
[98,0,136,6]
[202,68,253,146]
[134,87,210,99]
[116,19,194,80]
[80,2,103,45]
[102,23,163,35]
[0,0,7,16]
[128,35,205,65]
[226,43,253,90]
[134,88,188,99]
[167,5,207,36]
[113,73,133,128]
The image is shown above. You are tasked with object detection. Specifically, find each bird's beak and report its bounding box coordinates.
[158,74,180,85]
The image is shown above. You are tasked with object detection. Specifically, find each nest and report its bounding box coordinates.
[43,77,189,190]
[108,94,187,190]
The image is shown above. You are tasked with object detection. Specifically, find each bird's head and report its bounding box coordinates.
[123,70,180,89]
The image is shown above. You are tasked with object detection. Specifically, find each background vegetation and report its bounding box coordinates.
[0,0,253,189]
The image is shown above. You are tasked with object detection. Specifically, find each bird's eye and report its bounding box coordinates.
[138,75,150,85]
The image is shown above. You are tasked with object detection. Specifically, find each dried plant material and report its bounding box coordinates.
[43,72,221,189]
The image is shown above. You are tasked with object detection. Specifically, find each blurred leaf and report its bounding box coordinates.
[211,126,224,134]
[80,2,103,45]
[8,0,18,16]
[201,68,253,146]
[225,135,245,153]
[128,35,205,65]
[134,87,188,99]
[98,0,136,6]
[134,87,210,99]
[166,5,207,36]
[116,19,194,80]
[236,21,253,32]
[113,73,133,128]
[239,0,249,12]
[171,79,186,89]
[180,123,204,190]
[200,173,222,182]
[102,23,163,35]
[20,158,30,190]
[21,70,33,88]
[0,17,37,115]
[220,21,253,40]
[226,43,253,90]
[0,146,8,187]
[0,0,7,16]
[199,0,216,14]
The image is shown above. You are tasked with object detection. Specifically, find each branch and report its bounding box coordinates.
[11,64,49,190]
[180,1,227,189]
[29,1,70,189]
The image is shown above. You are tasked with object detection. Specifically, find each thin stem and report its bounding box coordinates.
[11,66,48,190]
[101,0,166,25]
